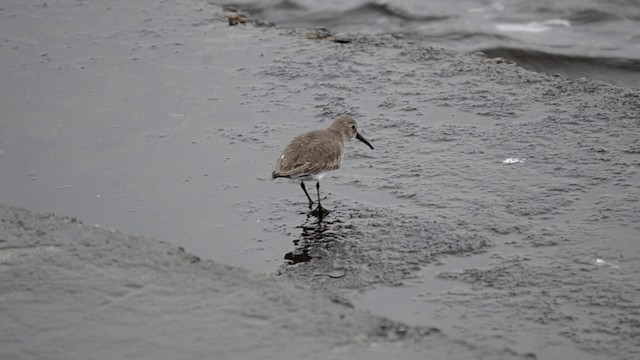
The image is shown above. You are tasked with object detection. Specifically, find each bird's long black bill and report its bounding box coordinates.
[356,132,374,150]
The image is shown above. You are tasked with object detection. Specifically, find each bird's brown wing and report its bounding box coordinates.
[274,131,343,178]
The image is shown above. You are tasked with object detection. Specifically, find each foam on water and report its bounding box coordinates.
[495,19,571,33]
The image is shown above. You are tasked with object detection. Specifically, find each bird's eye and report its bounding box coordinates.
[351,125,356,130]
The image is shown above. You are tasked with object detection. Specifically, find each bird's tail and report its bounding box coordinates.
[272,171,289,180]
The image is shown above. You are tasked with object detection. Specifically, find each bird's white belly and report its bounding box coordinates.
[291,172,327,181]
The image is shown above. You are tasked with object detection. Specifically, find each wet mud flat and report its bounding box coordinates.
[2,205,526,360]
[251,27,640,360]
[1,0,639,359]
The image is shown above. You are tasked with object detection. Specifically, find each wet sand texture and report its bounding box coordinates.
[1,0,639,359]
[0,205,527,360]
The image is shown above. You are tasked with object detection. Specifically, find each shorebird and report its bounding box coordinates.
[272,115,374,215]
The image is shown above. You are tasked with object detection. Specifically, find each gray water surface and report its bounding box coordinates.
[1,1,639,359]
[224,0,640,87]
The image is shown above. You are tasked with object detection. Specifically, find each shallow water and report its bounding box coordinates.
[224,0,640,88]
[1,1,639,359]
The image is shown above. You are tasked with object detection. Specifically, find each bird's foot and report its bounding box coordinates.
[310,205,330,218]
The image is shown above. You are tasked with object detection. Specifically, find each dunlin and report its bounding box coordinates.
[272,115,374,214]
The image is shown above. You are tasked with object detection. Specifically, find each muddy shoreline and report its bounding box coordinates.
[3,204,513,360]
[1,0,639,359]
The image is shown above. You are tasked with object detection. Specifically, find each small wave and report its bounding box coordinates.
[347,2,450,22]
[566,8,623,24]
[414,30,515,43]
[519,2,629,23]
[495,19,570,33]
[223,0,451,29]
[479,47,640,88]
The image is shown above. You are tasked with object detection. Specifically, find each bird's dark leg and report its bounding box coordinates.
[316,181,322,209]
[312,181,329,216]
[300,181,314,208]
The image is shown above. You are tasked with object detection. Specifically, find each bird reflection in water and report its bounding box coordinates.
[284,213,343,265]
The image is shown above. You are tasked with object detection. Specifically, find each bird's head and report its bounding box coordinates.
[328,115,374,150]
